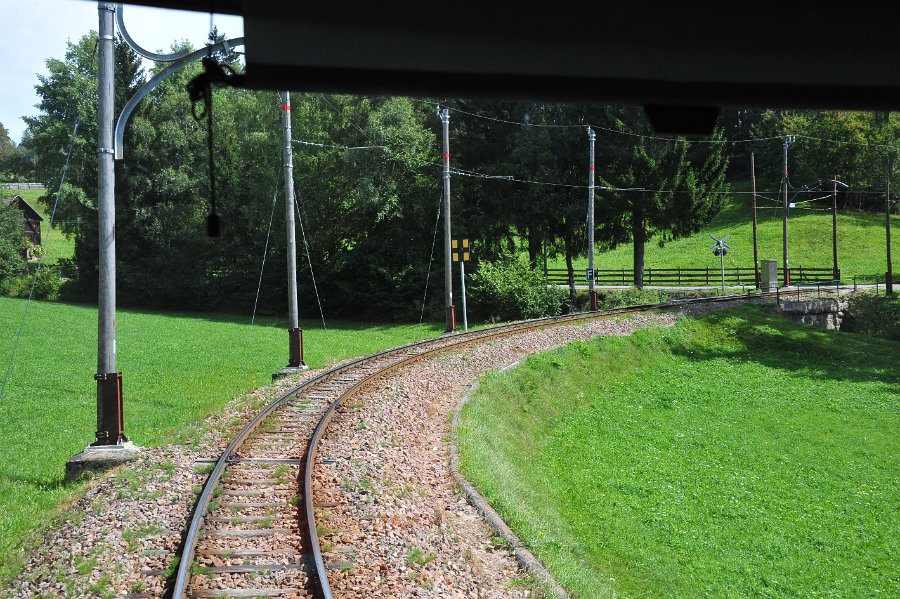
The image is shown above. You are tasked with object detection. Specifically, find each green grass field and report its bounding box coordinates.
[0,297,440,583]
[459,305,899,597]
[547,193,899,279]
[0,187,75,264]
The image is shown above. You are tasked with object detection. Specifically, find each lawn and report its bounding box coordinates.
[0,297,441,584]
[458,304,899,597]
[545,192,899,280]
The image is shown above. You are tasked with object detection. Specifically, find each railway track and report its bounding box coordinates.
[169,289,796,599]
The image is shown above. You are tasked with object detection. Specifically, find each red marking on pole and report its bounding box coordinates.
[784,169,789,173]
[589,166,596,171]
[442,152,450,158]
[282,105,291,110]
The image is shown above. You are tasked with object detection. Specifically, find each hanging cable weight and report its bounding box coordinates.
[187,56,244,237]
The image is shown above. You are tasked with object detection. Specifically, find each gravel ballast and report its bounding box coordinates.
[312,309,717,598]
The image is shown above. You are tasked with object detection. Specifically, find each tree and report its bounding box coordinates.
[596,123,729,287]
[19,28,733,318]
[0,122,27,181]
[0,201,26,283]
[752,110,899,211]
[0,121,14,160]
[450,101,729,293]
[0,145,36,182]
[287,95,440,319]
[23,32,145,300]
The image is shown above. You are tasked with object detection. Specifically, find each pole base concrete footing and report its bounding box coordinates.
[272,364,308,381]
[65,441,141,482]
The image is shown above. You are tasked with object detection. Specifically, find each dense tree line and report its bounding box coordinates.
[750,110,899,211]
[11,32,895,319]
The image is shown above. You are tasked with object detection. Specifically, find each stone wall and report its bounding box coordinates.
[775,298,845,330]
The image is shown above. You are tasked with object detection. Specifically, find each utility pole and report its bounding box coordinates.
[887,157,894,295]
[440,108,455,332]
[95,2,125,447]
[459,257,468,331]
[832,176,840,282]
[280,91,305,371]
[782,136,794,286]
[587,127,598,310]
[751,153,760,289]
[68,2,138,481]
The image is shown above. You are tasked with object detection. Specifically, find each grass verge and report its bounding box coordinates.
[0,297,440,584]
[542,193,899,279]
[459,304,899,597]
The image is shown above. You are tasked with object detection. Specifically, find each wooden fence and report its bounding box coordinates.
[0,183,45,190]
[545,266,835,287]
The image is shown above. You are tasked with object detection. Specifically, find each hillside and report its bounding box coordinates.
[550,190,898,281]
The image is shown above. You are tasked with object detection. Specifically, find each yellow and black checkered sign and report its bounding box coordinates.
[452,238,471,262]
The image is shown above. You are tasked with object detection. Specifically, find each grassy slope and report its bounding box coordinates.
[459,305,899,597]
[548,193,899,278]
[0,297,440,582]
[0,188,75,264]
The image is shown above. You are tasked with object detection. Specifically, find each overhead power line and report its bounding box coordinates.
[440,104,900,150]
[293,139,387,151]
[442,105,782,145]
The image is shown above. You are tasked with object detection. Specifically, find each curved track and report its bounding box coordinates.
[170,290,792,598]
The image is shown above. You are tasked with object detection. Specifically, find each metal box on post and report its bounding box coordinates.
[760,260,779,291]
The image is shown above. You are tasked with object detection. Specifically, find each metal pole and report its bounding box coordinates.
[587,127,598,310]
[460,259,468,331]
[887,156,894,295]
[832,176,840,281]
[782,137,792,286]
[93,2,126,446]
[440,108,455,332]
[720,250,725,291]
[281,91,305,367]
[751,152,760,289]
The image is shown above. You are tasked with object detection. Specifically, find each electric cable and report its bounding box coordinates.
[293,140,387,151]
[441,104,786,145]
[794,194,834,205]
[419,192,443,323]
[795,134,898,150]
[317,94,448,325]
[294,194,327,331]
[251,182,279,326]
[1,113,81,402]
[309,98,895,198]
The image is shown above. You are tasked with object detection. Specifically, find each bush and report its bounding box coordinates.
[841,293,900,341]
[596,288,669,310]
[468,259,566,322]
[0,264,61,300]
[0,203,25,280]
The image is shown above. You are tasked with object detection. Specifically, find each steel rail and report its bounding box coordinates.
[172,287,827,598]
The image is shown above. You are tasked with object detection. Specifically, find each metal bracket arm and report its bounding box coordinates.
[114,37,244,159]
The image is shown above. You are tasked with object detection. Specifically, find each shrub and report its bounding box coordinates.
[468,259,566,322]
[0,203,25,281]
[596,288,669,310]
[841,292,900,341]
[0,264,61,300]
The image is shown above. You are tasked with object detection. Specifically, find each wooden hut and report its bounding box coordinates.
[5,195,44,256]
